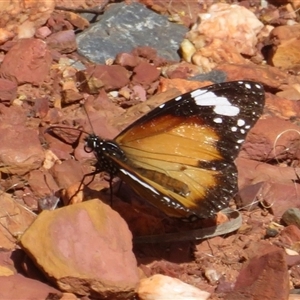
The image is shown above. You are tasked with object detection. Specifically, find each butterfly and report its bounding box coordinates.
[83,81,265,221]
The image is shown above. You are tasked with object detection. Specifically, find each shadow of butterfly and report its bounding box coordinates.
[83,81,265,221]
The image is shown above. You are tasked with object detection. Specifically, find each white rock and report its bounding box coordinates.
[136,274,210,300]
[190,3,264,56]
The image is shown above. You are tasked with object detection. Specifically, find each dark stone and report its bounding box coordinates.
[76,3,188,64]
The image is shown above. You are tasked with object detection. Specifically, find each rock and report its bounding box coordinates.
[136,274,210,300]
[132,61,160,87]
[239,117,300,161]
[225,247,289,300]
[0,38,52,85]
[279,225,300,247]
[0,78,17,102]
[184,3,263,71]
[0,124,44,175]
[282,208,300,227]
[49,159,84,189]
[0,0,55,44]
[46,30,77,54]
[76,2,188,63]
[269,38,300,70]
[0,274,61,299]
[0,192,36,240]
[215,63,288,89]
[19,200,139,298]
[77,65,130,93]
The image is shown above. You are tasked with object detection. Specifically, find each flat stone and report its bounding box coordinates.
[76,2,188,64]
[19,199,139,298]
[0,124,44,175]
[0,38,52,85]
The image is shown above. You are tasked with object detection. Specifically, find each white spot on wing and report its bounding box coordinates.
[175,96,182,101]
[231,126,237,132]
[193,91,240,116]
[213,117,222,123]
[214,105,240,116]
[237,119,245,127]
[159,103,165,109]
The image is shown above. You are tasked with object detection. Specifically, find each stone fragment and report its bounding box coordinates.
[0,125,44,175]
[132,62,160,86]
[46,30,77,54]
[77,65,130,93]
[0,192,36,242]
[20,200,139,298]
[0,38,52,85]
[137,274,210,300]
[225,247,289,300]
[0,78,17,102]
[76,3,188,63]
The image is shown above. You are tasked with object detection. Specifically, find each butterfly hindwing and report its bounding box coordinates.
[88,81,265,219]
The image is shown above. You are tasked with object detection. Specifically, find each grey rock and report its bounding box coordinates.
[76,3,188,64]
[188,70,227,84]
[282,208,300,228]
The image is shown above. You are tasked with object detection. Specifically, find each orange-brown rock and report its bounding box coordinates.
[20,200,139,298]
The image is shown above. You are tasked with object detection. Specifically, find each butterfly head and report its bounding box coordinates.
[84,134,127,175]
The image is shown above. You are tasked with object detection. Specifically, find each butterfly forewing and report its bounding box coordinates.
[91,81,265,219]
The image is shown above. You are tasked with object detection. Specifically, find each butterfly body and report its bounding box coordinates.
[84,81,265,220]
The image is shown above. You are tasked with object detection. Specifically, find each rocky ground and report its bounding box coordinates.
[1,0,300,299]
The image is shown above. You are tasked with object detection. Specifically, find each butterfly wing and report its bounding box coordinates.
[111,81,265,219]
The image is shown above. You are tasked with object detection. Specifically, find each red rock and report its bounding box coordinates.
[35,26,52,39]
[115,52,140,68]
[49,159,84,189]
[77,65,130,93]
[0,78,17,102]
[239,117,300,161]
[262,182,300,218]
[20,200,139,298]
[286,255,300,268]
[132,61,160,86]
[279,225,300,246]
[0,38,52,85]
[0,192,37,239]
[215,63,288,89]
[225,247,289,300]
[0,274,61,299]
[0,125,44,175]
[46,30,77,54]
[161,62,204,79]
[236,158,299,188]
[27,170,59,198]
